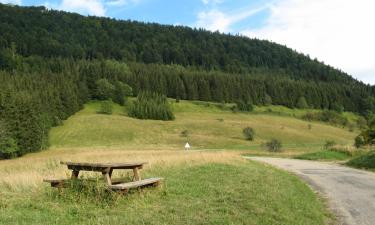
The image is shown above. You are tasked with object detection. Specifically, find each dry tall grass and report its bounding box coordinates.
[0,149,243,193]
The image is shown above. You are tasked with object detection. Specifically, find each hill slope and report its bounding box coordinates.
[0,3,360,83]
[49,100,356,153]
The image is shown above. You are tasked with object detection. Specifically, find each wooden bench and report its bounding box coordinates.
[109,177,163,193]
[44,161,163,194]
[43,177,130,188]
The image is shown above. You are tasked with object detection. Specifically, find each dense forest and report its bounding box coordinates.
[0,3,374,158]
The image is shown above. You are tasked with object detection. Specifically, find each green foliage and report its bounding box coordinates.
[354,128,375,148]
[128,92,175,121]
[98,100,113,115]
[243,127,255,141]
[355,135,366,148]
[0,121,19,159]
[95,79,114,100]
[302,111,349,127]
[346,151,375,169]
[297,96,308,109]
[113,81,132,106]
[295,150,351,161]
[264,94,272,106]
[265,139,282,152]
[236,101,254,112]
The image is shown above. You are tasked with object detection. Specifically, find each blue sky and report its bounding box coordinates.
[2,0,375,84]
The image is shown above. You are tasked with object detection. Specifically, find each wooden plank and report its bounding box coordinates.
[109,178,163,191]
[44,177,130,188]
[61,161,147,169]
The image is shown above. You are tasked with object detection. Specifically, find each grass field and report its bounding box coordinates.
[1,100,358,224]
[49,100,356,155]
[0,150,331,225]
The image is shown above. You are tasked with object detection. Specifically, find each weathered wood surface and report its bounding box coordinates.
[43,177,132,188]
[60,161,147,170]
[109,178,163,191]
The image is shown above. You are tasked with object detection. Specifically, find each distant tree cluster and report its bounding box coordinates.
[128,92,175,121]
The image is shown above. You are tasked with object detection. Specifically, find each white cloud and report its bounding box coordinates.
[196,5,268,32]
[106,0,139,7]
[243,0,375,84]
[58,0,106,16]
[0,0,21,5]
[202,0,223,5]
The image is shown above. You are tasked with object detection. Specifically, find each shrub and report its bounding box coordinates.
[324,140,336,150]
[243,127,255,141]
[355,135,366,148]
[302,110,348,127]
[180,130,190,138]
[236,101,254,112]
[99,100,113,115]
[128,91,175,121]
[296,96,308,109]
[265,139,282,152]
[113,81,132,106]
[95,79,115,100]
[346,151,375,169]
[0,137,19,159]
[354,128,375,148]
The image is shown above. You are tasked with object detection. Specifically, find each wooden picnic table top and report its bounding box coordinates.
[60,161,147,170]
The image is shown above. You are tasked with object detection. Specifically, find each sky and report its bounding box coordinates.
[1,0,374,84]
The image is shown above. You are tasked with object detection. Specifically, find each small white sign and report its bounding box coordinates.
[185,142,191,150]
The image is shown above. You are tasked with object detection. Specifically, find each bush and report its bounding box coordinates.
[354,128,375,148]
[302,110,348,127]
[297,96,308,109]
[128,91,174,121]
[113,81,132,106]
[355,135,366,148]
[265,139,282,152]
[236,101,254,112]
[98,100,113,115]
[95,79,115,100]
[346,151,375,169]
[243,127,255,141]
[324,140,336,150]
[0,137,19,159]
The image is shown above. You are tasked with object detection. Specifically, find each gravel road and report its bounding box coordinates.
[246,157,375,225]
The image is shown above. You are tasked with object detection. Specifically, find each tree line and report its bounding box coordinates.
[0,56,374,158]
[0,3,365,85]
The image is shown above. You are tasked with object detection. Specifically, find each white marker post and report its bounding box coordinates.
[185,142,191,151]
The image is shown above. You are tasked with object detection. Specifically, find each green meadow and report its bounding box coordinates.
[1,99,358,224]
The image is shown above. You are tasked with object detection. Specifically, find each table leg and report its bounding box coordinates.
[133,167,141,181]
[109,168,113,178]
[102,167,112,185]
[71,170,79,179]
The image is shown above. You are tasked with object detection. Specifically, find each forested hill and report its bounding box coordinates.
[1,3,375,159]
[0,3,358,84]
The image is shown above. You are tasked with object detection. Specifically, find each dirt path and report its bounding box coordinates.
[246,157,375,225]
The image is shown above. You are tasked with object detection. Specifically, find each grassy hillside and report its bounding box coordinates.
[0,100,350,224]
[49,100,356,154]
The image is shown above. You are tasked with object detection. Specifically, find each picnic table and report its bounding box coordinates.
[44,161,163,193]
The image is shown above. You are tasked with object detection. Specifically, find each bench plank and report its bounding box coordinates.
[61,161,147,170]
[44,177,131,188]
[109,178,163,191]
